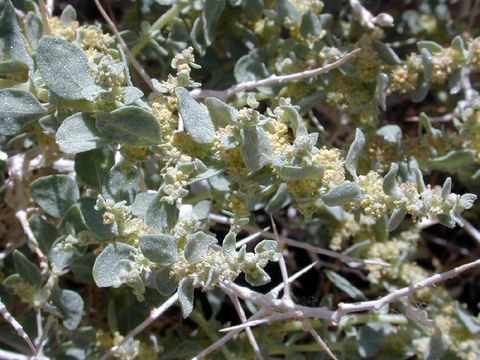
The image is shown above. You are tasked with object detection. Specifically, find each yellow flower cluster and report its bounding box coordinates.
[357,171,389,218]
[312,147,345,189]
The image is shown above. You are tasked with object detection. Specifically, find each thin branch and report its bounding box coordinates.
[331,258,480,322]
[191,49,361,101]
[269,261,318,299]
[302,320,337,360]
[100,292,178,360]
[270,215,292,302]
[0,301,36,355]
[461,216,480,244]
[227,293,264,360]
[93,0,158,94]
[191,310,269,360]
[35,314,54,357]
[0,349,29,360]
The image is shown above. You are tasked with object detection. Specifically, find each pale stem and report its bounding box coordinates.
[15,210,48,274]
[269,261,318,299]
[461,216,480,244]
[269,215,292,301]
[302,319,337,360]
[100,292,178,360]
[190,49,361,101]
[0,301,36,355]
[93,0,158,94]
[331,258,480,322]
[35,314,54,356]
[0,349,29,360]
[226,292,264,360]
[191,310,269,360]
[235,227,270,249]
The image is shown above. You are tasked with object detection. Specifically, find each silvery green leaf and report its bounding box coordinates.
[417,40,443,53]
[437,210,456,228]
[92,243,135,287]
[388,208,407,232]
[0,0,33,69]
[245,264,271,286]
[30,215,58,254]
[13,250,41,288]
[56,113,110,154]
[324,270,365,300]
[146,192,178,234]
[424,333,449,360]
[176,87,215,144]
[256,240,280,261]
[241,126,272,173]
[358,324,385,358]
[413,167,426,193]
[37,37,95,100]
[419,112,442,138]
[154,268,178,296]
[58,204,88,235]
[459,193,477,209]
[456,303,480,334]
[441,177,452,200]
[202,0,226,46]
[0,89,45,135]
[75,147,114,191]
[421,48,433,82]
[51,288,84,330]
[278,164,324,181]
[376,125,402,145]
[234,49,276,95]
[60,5,77,25]
[345,128,365,178]
[205,97,237,127]
[102,161,140,204]
[124,86,144,105]
[448,68,463,95]
[178,277,194,318]
[24,11,42,50]
[411,74,429,103]
[323,182,361,207]
[140,234,178,266]
[204,266,221,288]
[131,192,156,219]
[451,35,466,60]
[30,175,80,218]
[265,183,290,213]
[428,149,475,171]
[300,10,321,38]
[372,41,402,65]
[222,232,237,262]
[96,107,162,146]
[276,0,301,24]
[383,163,398,195]
[79,197,115,240]
[376,73,389,111]
[184,232,217,264]
[0,60,29,81]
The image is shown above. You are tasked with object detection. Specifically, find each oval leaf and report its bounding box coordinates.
[92,243,135,288]
[140,234,178,265]
[323,182,361,206]
[96,106,163,146]
[0,89,45,135]
[37,36,95,100]
[30,175,80,218]
[56,112,110,153]
[176,87,215,144]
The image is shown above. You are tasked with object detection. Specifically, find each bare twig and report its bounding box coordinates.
[100,292,178,360]
[227,293,264,360]
[0,301,36,355]
[93,0,158,94]
[0,349,29,360]
[460,216,480,244]
[270,215,292,302]
[302,320,337,360]
[191,49,361,101]
[332,258,480,322]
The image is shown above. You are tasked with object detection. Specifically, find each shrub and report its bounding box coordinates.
[1,0,480,359]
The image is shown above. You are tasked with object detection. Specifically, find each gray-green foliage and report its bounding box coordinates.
[1,0,480,359]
